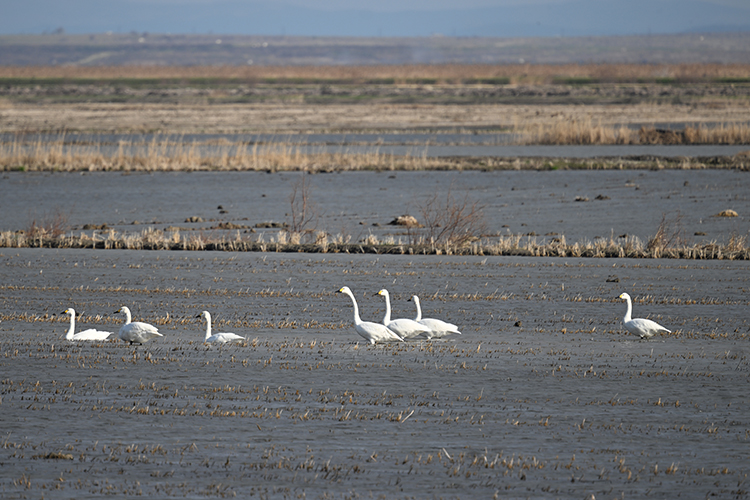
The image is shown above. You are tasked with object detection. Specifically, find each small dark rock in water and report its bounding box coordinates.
[618,234,627,238]
[254,221,286,228]
[606,275,620,283]
[388,215,421,227]
[695,231,707,236]
[514,321,522,327]
[185,216,204,223]
[217,205,223,210]
[219,209,228,214]
[214,222,247,230]
[574,196,589,202]
[594,194,610,200]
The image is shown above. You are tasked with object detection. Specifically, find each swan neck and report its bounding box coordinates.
[125,309,132,324]
[382,293,391,324]
[347,291,362,325]
[66,313,75,340]
[414,297,422,321]
[204,314,212,340]
[623,297,632,323]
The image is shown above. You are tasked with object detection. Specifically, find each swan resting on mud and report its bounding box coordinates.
[196,310,245,344]
[115,306,163,344]
[62,308,113,341]
[409,295,461,339]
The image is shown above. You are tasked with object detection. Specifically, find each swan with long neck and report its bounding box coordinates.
[377,289,431,339]
[115,306,163,344]
[62,308,113,341]
[408,295,461,339]
[618,292,671,339]
[337,286,402,344]
[197,311,245,344]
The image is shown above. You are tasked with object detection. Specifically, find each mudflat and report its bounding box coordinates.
[0,247,748,498]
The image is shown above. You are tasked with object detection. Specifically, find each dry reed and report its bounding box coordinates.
[3,127,749,174]
[1,228,747,260]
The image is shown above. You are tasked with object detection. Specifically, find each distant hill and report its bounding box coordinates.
[0,32,749,66]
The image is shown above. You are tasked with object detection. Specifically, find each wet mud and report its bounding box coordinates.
[1,248,749,498]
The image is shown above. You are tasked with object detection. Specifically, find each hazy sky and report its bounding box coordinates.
[2,0,749,37]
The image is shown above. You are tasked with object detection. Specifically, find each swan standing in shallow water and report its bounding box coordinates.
[618,292,671,339]
[62,308,113,341]
[337,286,403,345]
[408,295,461,338]
[115,306,163,344]
[197,311,245,344]
[377,289,431,339]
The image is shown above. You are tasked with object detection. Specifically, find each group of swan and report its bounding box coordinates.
[337,287,669,344]
[62,290,669,346]
[62,307,244,345]
[337,286,462,345]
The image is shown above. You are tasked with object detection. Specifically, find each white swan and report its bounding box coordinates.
[618,292,671,339]
[115,306,163,344]
[197,311,245,344]
[62,308,113,341]
[409,295,461,338]
[337,286,403,345]
[377,289,431,339]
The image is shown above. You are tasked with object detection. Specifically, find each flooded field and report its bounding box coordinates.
[1,248,749,499]
[2,169,749,246]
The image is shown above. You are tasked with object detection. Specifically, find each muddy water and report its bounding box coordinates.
[2,169,749,244]
[0,248,749,498]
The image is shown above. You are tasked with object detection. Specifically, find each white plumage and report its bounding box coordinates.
[409,295,461,338]
[337,286,403,345]
[377,289,431,339]
[197,311,245,344]
[618,292,671,339]
[115,306,163,344]
[62,308,113,341]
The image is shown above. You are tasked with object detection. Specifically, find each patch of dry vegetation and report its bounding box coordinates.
[2,63,750,84]
[523,120,750,146]
[1,226,747,260]
[2,132,749,173]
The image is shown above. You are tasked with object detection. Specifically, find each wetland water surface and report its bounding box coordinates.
[1,248,749,499]
[2,169,749,244]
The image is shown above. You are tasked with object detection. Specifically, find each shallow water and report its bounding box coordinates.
[2,169,749,247]
[0,248,749,498]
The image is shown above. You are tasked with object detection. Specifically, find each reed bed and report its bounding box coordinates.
[2,228,747,260]
[524,120,750,146]
[2,129,749,173]
[3,63,750,85]
[0,134,453,172]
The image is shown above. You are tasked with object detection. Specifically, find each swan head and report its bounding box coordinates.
[196,311,210,321]
[408,295,420,304]
[115,306,131,315]
[63,307,75,316]
[377,289,389,297]
[337,286,352,295]
[618,292,631,301]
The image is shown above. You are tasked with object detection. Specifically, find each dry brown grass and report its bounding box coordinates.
[524,120,750,146]
[0,135,447,172]
[2,63,750,84]
[2,226,748,260]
